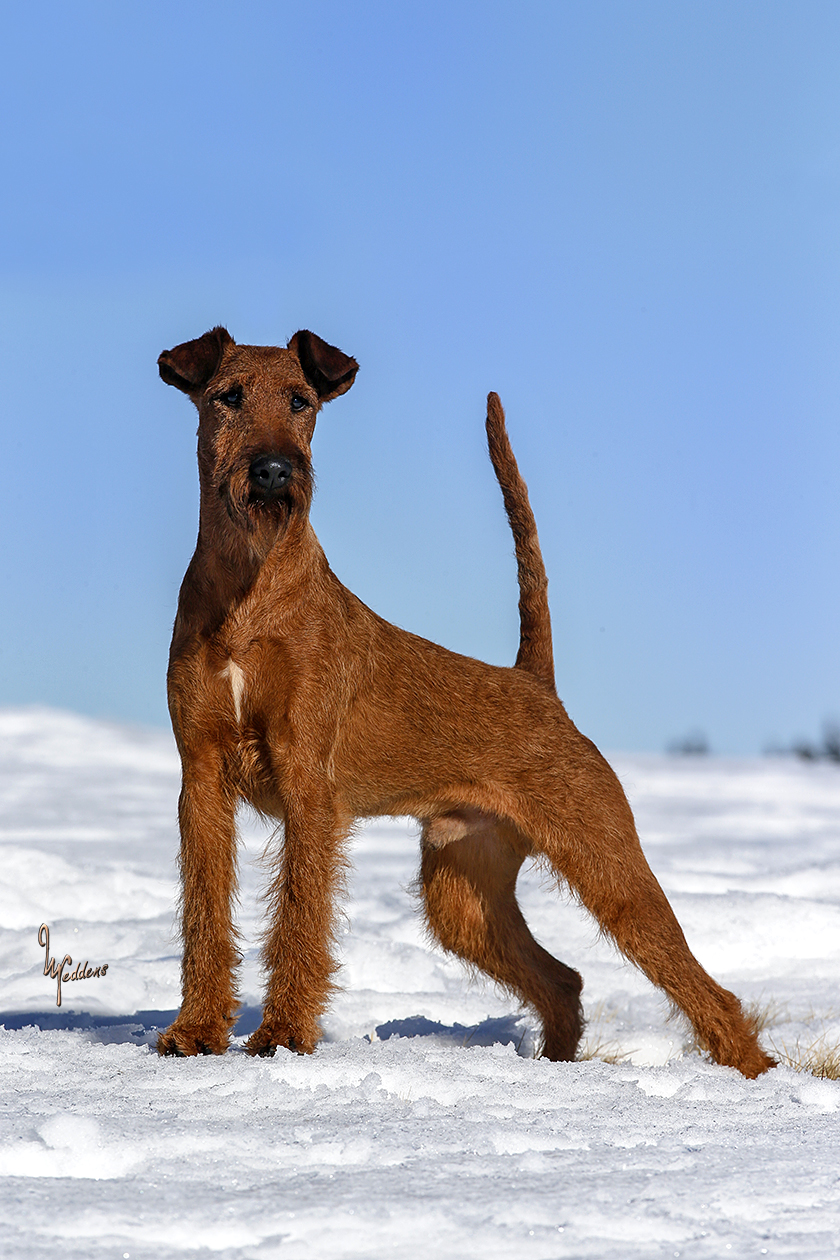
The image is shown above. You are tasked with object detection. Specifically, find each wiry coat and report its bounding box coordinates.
[157,326,773,1078]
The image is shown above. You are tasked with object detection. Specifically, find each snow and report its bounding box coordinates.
[2,706,840,1257]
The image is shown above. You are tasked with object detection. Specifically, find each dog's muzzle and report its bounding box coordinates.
[249,455,293,500]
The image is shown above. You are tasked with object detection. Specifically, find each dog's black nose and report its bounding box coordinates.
[249,455,293,498]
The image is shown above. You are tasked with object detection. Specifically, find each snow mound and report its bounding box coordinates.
[2,708,839,1257]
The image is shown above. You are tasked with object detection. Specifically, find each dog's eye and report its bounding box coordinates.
[290,394,309,413]
[218,386,243,408]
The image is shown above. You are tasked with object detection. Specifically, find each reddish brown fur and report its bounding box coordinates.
[156,327,774,1078]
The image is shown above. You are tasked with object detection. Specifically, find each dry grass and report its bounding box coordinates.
[769,1033,840,1080]
[582,997,840,1079]
[742,997,790,1035]
[576,1001,635,1065]
[576,1036,633,1066]
[732,1000,840,1080]
[552,996,840,1078]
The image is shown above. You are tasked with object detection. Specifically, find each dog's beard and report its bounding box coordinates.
[216,463,313,556]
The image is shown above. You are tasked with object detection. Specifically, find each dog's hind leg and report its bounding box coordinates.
[420,813,584,1060]
[537,807,775,1078]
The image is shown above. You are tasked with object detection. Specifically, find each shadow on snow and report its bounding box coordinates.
[0,1008,535,1055]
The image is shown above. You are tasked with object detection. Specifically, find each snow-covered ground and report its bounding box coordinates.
[2,707,839,1258]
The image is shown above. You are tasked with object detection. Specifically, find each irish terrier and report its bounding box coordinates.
[156,326,773,1078]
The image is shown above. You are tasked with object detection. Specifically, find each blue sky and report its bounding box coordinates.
[1,1,838,753]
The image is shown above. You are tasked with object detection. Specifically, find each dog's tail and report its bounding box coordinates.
[486,392,556,692]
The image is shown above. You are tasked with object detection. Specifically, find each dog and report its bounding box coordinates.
[156,326,773,1078]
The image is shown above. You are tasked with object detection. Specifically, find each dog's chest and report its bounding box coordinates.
[200,630,346,810]
[214,652,287,808]
[220,659,246,723]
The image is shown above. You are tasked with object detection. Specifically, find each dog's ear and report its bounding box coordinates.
[158,327,234,394]
[287,330,358,401]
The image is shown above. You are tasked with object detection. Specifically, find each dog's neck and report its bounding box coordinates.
[174,490,325,647]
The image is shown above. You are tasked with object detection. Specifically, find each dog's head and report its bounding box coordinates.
[159,328,358,543]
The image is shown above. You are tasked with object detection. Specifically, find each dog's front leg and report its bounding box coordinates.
[158,751,240,1056]
[246,787,347,1057]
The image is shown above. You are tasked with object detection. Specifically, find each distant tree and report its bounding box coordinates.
[788,721,840,764]
[666,730,709,756]
[822,723,840,764]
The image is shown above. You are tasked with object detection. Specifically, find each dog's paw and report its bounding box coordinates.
[244,1022,318,1058]
[731,1045,778,1079]
[156,1020,231,1057]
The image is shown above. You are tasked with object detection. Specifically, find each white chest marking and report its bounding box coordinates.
[221,660,246,723]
